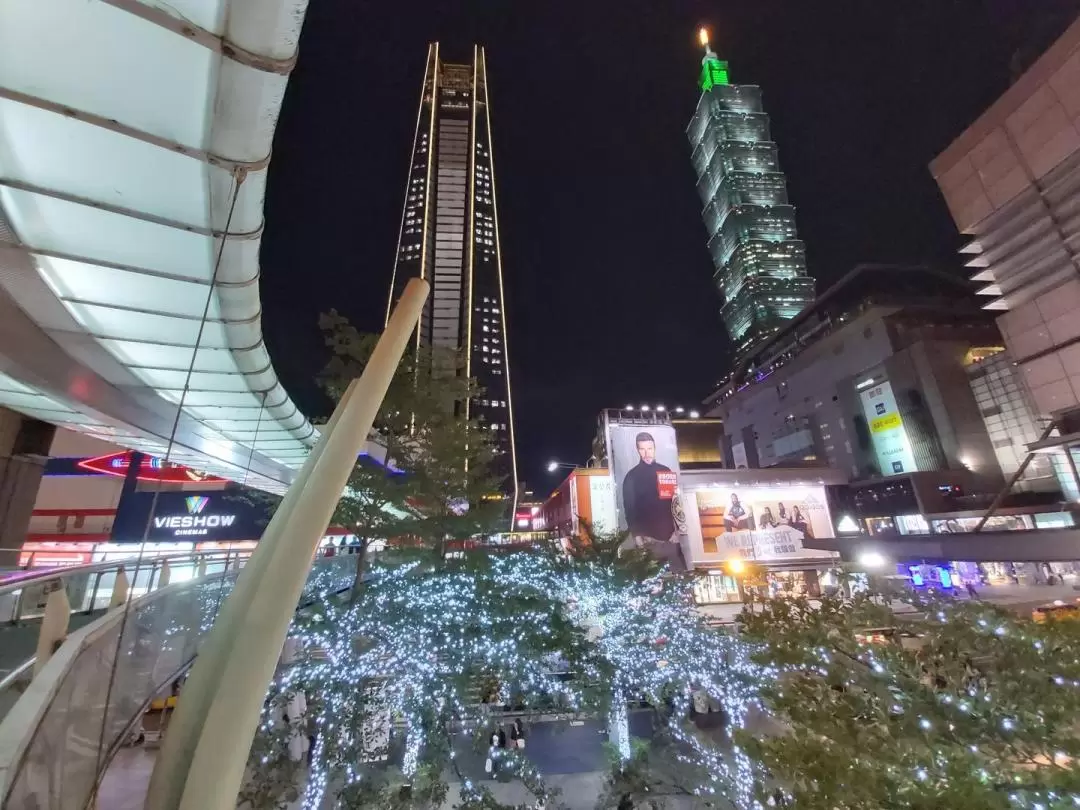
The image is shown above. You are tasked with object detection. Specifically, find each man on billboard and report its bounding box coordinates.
[622,432,677,543]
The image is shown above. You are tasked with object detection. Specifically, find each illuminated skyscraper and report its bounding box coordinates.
[687,29,815,362]
[386,44,517,503]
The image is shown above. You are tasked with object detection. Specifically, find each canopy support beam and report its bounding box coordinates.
[0,87,271,173]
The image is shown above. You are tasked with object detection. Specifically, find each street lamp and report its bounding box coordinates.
[546,461,577,473]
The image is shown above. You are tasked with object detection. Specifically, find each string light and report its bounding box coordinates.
[252,552,773,808]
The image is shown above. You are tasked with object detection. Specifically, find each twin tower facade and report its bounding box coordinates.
[385,38,814,497]
[386,45,518,500]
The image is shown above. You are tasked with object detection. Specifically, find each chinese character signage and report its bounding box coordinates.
[859,381,917,475]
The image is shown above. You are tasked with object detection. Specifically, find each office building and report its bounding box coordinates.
[704,264,1005,485]
[687,29,816,362]
[931,16,1080,496]
[386,44,518,502]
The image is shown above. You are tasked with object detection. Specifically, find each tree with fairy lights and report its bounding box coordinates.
[244,541,772,810]
[738,585,1080,809]
[317,312,506,592]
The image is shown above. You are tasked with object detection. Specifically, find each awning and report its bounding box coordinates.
[0,0,319,493]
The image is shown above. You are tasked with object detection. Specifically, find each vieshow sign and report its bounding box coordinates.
[112,490,269,543]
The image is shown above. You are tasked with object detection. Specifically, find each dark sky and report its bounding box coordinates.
[261,0,1080,492]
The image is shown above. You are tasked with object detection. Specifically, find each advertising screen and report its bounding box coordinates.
[859,381,917,475]
[605,421,687,569]
[693,484,834,561]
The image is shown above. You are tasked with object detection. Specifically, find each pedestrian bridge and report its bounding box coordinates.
[806,526,1080,564]
[0,0,320,493]
[0,552,359,808]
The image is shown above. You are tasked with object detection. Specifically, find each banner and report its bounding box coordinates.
[694,485,833,561]
[605,421,687,569]
[588,475,617,534]
[859,380,916,475]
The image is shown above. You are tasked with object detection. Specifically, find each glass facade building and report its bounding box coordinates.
[386,44,518,501]
[687,44,815,361]
[966,349,1058,493]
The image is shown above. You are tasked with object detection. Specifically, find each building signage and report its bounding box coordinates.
[858,381,917,475]
[588,475,617,535]
[152,496,237,537]
[75,452,227,484]
[112,490,270,543]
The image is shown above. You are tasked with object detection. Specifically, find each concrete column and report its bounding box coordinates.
[0,408,54,557]
[33,583,70,676]
[153,279,429,810]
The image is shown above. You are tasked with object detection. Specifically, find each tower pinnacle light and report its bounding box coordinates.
[697,26,728,90]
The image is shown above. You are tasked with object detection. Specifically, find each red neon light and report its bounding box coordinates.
[77,452,227,484]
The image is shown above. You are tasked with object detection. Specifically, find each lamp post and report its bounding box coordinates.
[546,460,578,473]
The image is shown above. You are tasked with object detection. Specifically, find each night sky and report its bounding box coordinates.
[260,0,1080,493]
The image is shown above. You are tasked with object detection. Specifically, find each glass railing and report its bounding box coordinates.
[0,554,357,810]
[0,551,251,626]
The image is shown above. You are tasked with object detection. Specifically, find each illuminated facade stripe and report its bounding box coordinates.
[387,45,518,501]
[386,44,437,329]
[478,47,520,515]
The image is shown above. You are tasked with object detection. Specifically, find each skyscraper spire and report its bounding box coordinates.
[699,27,717,60]
[697,26,729,91]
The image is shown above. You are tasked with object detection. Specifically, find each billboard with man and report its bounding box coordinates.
[605,418,687,570]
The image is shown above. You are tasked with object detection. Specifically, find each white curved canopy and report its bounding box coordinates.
[0,0,319,493]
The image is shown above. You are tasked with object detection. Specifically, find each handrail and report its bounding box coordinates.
[0,555,359,810]
[0,551,245,597]
[0,658,34,696]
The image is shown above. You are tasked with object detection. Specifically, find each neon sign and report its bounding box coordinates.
[77,452,227,484]
[153,495,237,536]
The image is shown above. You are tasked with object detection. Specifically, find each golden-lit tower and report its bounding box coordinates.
[386,44,519,508]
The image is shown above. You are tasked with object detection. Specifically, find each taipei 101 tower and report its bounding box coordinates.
[687,28,815,363]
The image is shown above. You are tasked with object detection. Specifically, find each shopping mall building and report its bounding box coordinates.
[15,425,391,567]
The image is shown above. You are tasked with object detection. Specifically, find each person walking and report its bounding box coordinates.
[510,718,525,749]
[486,730,500,778]
[965,580,978,599]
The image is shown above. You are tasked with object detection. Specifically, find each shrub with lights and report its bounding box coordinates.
[244,535,1080,810]
[738,585,1080,809]
[245,543,769,809]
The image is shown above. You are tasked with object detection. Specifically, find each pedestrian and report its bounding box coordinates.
[486,731,500,778]
[510,717,525,749]
[965,580,978,599]
[497,726,507,748]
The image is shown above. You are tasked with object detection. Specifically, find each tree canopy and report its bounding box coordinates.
[738,584,1080,809]
[317,312,507,563]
